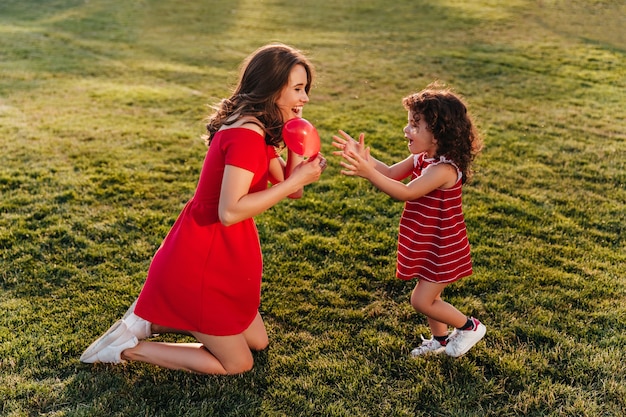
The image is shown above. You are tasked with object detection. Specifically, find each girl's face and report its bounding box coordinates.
[276,64,310,122]
[403,111,437,156]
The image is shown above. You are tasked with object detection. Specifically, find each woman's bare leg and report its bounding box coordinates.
[241,311,269,351]
[122,341,226,374]
[121,311,268,374]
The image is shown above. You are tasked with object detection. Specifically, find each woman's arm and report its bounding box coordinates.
[218,157,323,226]
[268,150,305,199]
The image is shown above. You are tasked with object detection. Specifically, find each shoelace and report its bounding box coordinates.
[414,335,439,351]
[444,329,458,343]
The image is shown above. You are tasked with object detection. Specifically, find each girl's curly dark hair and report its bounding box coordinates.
[203,43,314,147]
[403,83,483,183]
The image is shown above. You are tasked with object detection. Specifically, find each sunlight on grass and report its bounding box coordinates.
[82,79,200,104]
[0,0,624,415]
[535,0,626,49]
[131,60,209,76]
[440,0,527,20]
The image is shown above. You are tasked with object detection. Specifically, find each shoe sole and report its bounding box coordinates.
[446,324,487,358]
[80,320,127,363]
[411,346,445,357]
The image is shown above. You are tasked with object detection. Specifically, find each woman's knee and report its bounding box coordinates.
[187,353,254,375]
[243,312,268,351]
[221,355,254,375]
[248,334,269,352]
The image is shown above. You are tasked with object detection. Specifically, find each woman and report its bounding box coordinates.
[80,43,327,374]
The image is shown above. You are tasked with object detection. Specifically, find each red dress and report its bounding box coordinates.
[396,153,473,283]
[135,128,277,336]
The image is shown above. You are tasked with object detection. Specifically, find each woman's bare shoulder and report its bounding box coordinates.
[220,116,265,136]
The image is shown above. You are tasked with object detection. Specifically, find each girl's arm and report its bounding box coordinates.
[218,155,323,226]
[368,155,414,181]
[340,149,457,201]
[332,130,412,180]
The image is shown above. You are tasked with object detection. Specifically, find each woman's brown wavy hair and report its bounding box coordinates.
[204,43,314,147]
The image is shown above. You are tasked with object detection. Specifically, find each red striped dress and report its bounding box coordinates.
[396,153,472,283]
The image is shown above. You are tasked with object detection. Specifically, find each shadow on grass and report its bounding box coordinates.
[67,349,270,416]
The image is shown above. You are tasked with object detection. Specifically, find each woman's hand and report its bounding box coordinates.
[219,154,326,226]
[287,153,327,188]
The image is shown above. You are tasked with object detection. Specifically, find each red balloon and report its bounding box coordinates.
[282,118,321,158]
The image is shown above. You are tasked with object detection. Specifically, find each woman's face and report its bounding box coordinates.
[403,111,437,156]
[276,64,310,122]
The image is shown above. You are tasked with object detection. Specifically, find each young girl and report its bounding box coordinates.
[333,83,485,357]
[80,43,327,374]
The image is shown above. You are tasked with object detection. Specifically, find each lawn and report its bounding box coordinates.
[0,0,624,416]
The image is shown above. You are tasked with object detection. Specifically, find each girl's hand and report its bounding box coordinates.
[331,130,366,158]
[339,147,373,178]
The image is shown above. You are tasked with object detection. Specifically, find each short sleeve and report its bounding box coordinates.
[221,129,267,173]
[267,145,279,160]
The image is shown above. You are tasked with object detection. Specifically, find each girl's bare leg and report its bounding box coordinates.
[410,280,467,333]
[121,311,268,375]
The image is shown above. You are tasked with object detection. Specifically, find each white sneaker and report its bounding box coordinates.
[410,336,445,356]
[121,299,154,340]
[445,318,486,358]
[80,320,138,364]
[124,312,153,340]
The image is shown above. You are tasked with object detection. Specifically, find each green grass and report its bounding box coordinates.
[1,0,625,415]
